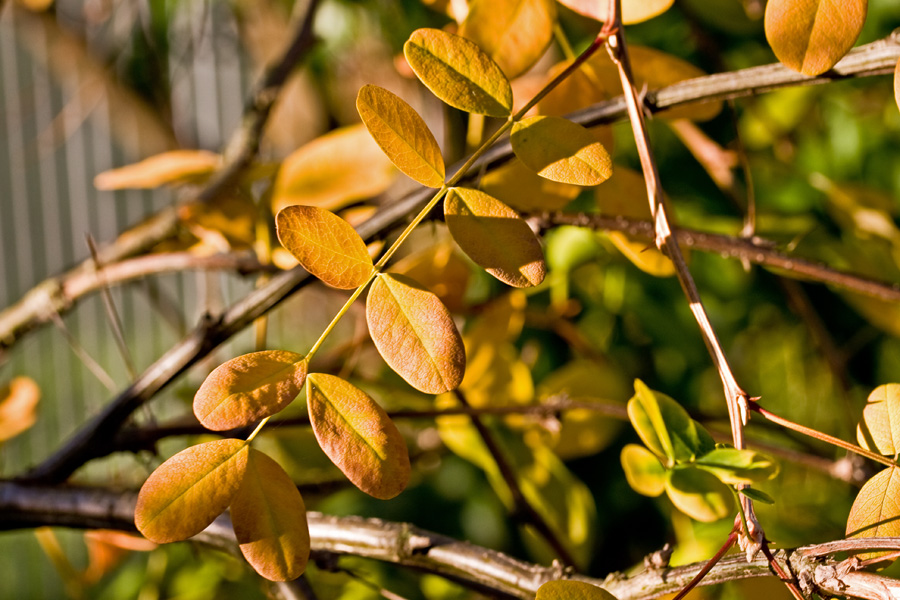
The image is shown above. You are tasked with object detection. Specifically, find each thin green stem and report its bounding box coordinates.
[731,488,750,538]
[305,278,374,362]
[751,402,898,470]
[375,187,449,269]
[245,417,270,443]
[445,123,514,187]
[553,23,576,61]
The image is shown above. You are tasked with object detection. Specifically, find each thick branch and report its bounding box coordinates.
[1,482,898,600]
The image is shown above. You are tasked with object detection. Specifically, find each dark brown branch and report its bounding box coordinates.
[1,482,898,600]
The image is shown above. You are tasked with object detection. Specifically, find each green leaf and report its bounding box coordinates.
[458,0,556,79]
[356,85,445,188]
[627,380,714,466]
[306,373,410,499]
[276,205,374,290]
[231,449,310,581]
[620,444,666,497]
[444,187,546,288]
[135,439,249,543]
[847,467,900,550]
[366,273,466,394]
[857,384,900,456]
[739,488,775,505]
[694,448,779,485]
[404,28,513,117]
[537,580,619,600]
[271,124,395,213]
[193,351,307,431]
[764,0,867,76]
[511,116,612,186]
[665,467,734,522]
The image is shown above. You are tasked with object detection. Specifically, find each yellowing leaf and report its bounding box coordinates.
[193,351,307,431]
[356,85,445,188]
[764,0,867,76]
[404,28,513,117]
[135,439,249,543]
[665,467,734,522]
[895,58,900,113]
[537,580,619,600]
[0,376,39,442]
[459,0,556,79]
[306,373,410,499]
[444,187,546,287]
[276,205,375,289]
[620,444,666,497]
[480,158,582,212]
[847,467,900,540]
[511,116,612,186]
[858,384,900,456]
[271,125,395,214]
[694,448,779,485]
[231,449,310,581]
[94,150,220,190]
[366,273,466,394]
[557,0,674,24]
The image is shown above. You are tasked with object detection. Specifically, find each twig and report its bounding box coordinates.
[87,235,137,380]
[1,482,899,600]
[672,528,738,600]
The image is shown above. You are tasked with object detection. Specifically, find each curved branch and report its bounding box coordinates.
[1,482,898,600]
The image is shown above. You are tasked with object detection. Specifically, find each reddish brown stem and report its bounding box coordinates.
[672,529,739,600]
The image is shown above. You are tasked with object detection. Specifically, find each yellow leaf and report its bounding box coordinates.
[94,150,220,190]
[537,580,620,600]
[459,0,556,79]
[895,58,900,113]
[480,157,582,212]
[393,239,471,313]
[135,439,249,543]
[764,0,867,76]
[847,467,900,541]
[276,205,375,289]
[271,124,396,213]
[511,116,612,186]
[404,28,513,117]
[557,0,674,24]
[857,384,900,456]
[0,376,39,442]
[366,273,466,394]
[193,351,308,431]
[665,467,733,522]
[356,85,445,188]
[306,373,410,499]
[621,444,666,497]
[444,187,546,287]
[231,449,310,581]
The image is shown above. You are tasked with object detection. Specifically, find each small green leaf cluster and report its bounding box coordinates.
[620,381,778,522]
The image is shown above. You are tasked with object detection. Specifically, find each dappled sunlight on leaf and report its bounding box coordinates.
[847,466,900,561]
[557,0,674,24]
[511,116,612,186]
[857,384,900,456]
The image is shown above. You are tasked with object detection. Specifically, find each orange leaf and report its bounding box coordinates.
[459,0,556,79]
[444,187,546,287]
[231,449,310,581]
[83,531,155,584]
[894,57,900,113]
[306,373,410,499]
[764,0,867,76]
[847,467,900,542]
[276,205,375,289]
[511,116,612,186]
[557,0,674,24]
[271,124,396,213]
[366,273,466,394]
[94,150,220,190]
[194,351,307,431]
[135,439,249,543]
[0,376,39,442]
[356,85,445,188]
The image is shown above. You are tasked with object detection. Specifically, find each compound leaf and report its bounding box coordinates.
[847,467,900,540]
[620,444,666,497]
[511,116,612,186]
[135,439,249,543]
[404,28,513,117]
[666,467,734,522]
[537,580,619,600]
[276,205,374,289]
[459,0,556,79]
[306,373,410,499]
[366,273,466,394]
[444,187,546,287]
[231,449,310,581]
[194,351,307,431]
[94,150,220,190]
[857,383,900,456]
[764,0,867,76]
[356,85,445,188]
